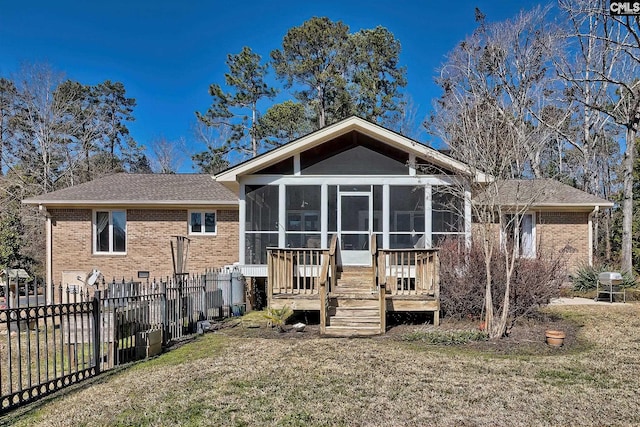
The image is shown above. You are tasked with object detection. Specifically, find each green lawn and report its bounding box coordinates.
[4,304,640,426]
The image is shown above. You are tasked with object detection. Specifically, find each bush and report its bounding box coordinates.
[263,306,293,332]
[438,238,565,321]
[571,263,637,292]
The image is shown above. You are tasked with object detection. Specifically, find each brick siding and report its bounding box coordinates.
[471,210,590,272]
[536,211,589,272]
[50,208,239,285]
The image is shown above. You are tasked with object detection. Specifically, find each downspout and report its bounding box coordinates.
[40,204,53,304]
[588,206,599,267]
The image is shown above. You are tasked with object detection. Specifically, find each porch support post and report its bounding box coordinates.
[293,154,301,176]
[382,184,390,249]
[425,184,432,248]
[321,184,328,248]
[408,154,416,176]
[464,182,472,248]
[239,182,246,264]
[278,183,286,247]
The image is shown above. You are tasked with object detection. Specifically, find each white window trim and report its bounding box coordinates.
[501,212,536,259]
[188,210,218,236]
[93,210,127,255]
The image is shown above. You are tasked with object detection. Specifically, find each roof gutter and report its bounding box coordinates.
[22,200,239,207]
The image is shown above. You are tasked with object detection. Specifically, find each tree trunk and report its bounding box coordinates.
[621,125,636,273]
[251,104,258,158]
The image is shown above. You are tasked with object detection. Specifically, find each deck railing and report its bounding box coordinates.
[267,239,439,310]
[378,249,440,297]
[266,247,328,297]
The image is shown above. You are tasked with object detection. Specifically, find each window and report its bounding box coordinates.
[189,211,217,235]
[94,210,126,254]
[503,213,536,258]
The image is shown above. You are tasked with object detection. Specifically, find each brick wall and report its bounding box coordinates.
[50,208,239,285]
[537,211,589,272]
[470,210,590,273]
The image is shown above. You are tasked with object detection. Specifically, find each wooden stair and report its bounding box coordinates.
[324,267,383,337]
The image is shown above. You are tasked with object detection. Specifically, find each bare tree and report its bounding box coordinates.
[429,6,563,179]
[191,120,230,174]
[11,63,68,194]
[558,0,640,273]
[427,8,561,338]
[150,136,187,174]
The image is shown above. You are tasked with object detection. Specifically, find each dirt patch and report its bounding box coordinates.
[214,309,581,354]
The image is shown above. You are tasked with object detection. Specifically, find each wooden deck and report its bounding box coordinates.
[267,235,440,336]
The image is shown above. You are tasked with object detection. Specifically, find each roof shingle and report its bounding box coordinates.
[23,173,238,206]
[474,179,613,208]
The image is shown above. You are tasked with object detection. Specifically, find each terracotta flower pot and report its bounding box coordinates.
[545,330,566,347]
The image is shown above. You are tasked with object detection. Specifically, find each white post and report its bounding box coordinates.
[293,153,301,176]
[382,184,390,249]
[321,184,328,248]
[425,184,432,248]
[278,184,286,247]
[239,182,246,265]
[44,206,53,304]
[464,182,472,249]
[408,154,416,176]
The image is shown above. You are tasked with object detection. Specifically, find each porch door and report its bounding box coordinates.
[338,190,372,265]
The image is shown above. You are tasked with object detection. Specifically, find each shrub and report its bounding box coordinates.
[438,238,565,322]
[263,306,293,332]
[572,263,637,292]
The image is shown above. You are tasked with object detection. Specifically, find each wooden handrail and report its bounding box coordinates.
[320,235,337,288]
[371,234,377,289]
[319,235,338,333]
[328,234,338,256]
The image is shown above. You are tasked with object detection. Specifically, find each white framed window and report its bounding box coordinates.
[189,210,217,235]
[502,212,536,259]
[94,210,127,254]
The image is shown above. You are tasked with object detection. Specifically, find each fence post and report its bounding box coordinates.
[92,290,101,374]
[201,275,206,321]
[162,280,169,346]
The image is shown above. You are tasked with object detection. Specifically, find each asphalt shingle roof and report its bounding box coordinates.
[474,179,613,207]
[22,173,238,206]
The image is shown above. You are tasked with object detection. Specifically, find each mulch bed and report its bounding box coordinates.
[212,310,581,355]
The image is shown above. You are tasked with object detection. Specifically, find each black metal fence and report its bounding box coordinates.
[0,269,243,413]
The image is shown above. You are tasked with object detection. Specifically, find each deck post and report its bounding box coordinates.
[266,252,274,308]
[319,282,327,334]
[379,283,386,334]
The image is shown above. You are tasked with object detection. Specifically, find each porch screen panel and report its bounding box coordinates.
[389,186,425,249]
[328,186,337,232]
[245,185,279,264]
[286,185,321,248]
[373,185,383,246]
[245,233,279,264]
[432,186,464,246]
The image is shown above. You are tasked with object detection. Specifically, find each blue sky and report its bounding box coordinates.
[0,0,549,171]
